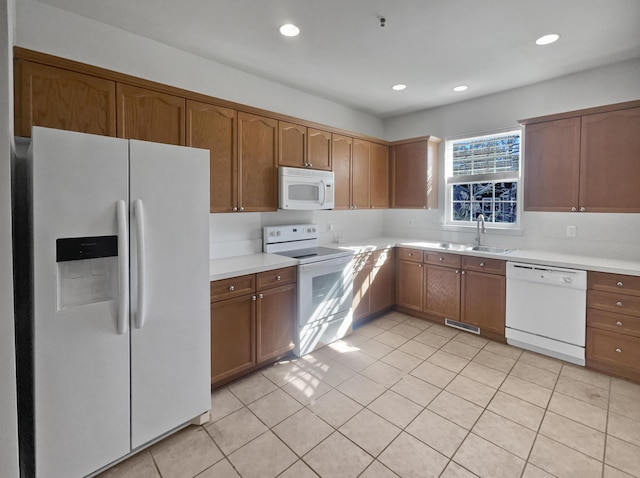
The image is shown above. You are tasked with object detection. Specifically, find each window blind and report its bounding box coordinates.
[448,131,520,183]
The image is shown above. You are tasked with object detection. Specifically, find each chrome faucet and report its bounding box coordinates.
[475,213,486,246]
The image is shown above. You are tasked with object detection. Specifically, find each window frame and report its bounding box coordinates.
[444,128,523,231]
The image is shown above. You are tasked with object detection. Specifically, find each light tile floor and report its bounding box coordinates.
[98,311,640,478]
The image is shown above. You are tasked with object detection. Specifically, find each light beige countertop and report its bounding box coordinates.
[335,236,640,276]
[210,253,298,281]
[210,237,640,281]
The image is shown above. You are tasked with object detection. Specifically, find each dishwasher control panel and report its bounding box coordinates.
[506,262,587,289]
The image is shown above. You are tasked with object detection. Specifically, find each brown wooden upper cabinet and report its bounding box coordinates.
[116,83,185,145]
[370,142,390,208]
[331,134,353,210]
[238,112,278,212]
[14,60,116,137]
[186,101,237,213]
[279,121,332,170]
[521,100,640,213]
[352,139,371,209]
[390,136,440,209]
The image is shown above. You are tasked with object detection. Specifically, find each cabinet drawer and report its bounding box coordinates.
[588,308,640,338]
[257,266,297,289]
[462,256,506,275]
[587,327,640,372]
[587,290,640,317]
[424,252,461,268]
[588,271,640,297]
[398,247,423,263]
[211,274,256,302]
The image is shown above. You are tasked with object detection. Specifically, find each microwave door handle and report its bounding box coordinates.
[319,179,326,207]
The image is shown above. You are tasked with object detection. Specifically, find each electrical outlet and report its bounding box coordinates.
[566,225,577,237]
[327,221,334,231]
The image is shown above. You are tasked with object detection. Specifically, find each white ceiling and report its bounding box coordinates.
[35,0,640,119]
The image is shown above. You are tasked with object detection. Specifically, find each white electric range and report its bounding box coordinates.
[263,224,353,356]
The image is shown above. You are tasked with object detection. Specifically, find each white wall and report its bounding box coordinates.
[15,0,384,138]
[384,59,640,261]
[0,0,20,475]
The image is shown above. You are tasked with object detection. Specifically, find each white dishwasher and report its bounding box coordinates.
[506,262,587,365]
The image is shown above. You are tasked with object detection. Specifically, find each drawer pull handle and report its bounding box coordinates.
[479,262,485,267]
[439,257,444,261]
[617,281,623,287]
[615,348,622,353]
[408,253,412,256]
[228,285,235,291]
[616,301,623,307]
[616,321,623,327]
[276,275,282,281]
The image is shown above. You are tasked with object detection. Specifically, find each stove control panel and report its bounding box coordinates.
[263,224,319,246]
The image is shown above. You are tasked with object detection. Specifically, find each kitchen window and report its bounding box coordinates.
[445,129,521,229]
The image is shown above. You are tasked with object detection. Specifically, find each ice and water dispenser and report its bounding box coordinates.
[56,236,119,310]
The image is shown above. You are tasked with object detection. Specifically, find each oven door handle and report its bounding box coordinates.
[299,254,353,273]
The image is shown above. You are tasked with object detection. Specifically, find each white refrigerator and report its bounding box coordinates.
[15,127,211,477]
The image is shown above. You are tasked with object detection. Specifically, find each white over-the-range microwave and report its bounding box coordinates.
[279,166,335,210]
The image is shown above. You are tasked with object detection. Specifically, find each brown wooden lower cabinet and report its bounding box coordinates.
[353,249,395,324]
[210,266,296,387]
[396,258,424,313]
[586,271,640,382]
[461,269,506,340]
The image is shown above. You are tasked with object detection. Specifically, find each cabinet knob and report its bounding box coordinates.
[439,257,444,261]
[276,275,282,281]
[571,207,577,212]
[408,253,413,256]
[228,285,235,291]
[232,207,238,212]
[259,293,264,299]
[461,271,466,275]
[308,163,312,168]
[616,321,623,327]
[580,207,586,212]
[252,295,257,301]
[616,301,623,307]
[418,264,422,268]
[479,262,485,267]
[239,207,245,211]
[455,270,459,274]
[617,281,623,287]
[615,348,622,353]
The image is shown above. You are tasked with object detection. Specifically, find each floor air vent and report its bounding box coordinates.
[445,319,480,335]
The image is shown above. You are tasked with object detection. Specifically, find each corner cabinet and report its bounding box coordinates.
[210,266,296,387]
[390,136,440,209]
[521,100,640,213]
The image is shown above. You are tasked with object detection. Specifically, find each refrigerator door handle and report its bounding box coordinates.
[134,199,147,329]
[116,200,129,335]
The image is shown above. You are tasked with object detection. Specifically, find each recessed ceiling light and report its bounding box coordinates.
[279,24,300,37]
[392,84,407,91]
[535,33,560,45]
[453,85,468,92]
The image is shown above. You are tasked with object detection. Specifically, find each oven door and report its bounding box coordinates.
[298,255,353,329]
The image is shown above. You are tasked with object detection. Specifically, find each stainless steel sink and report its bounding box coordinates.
[466,245,513,254]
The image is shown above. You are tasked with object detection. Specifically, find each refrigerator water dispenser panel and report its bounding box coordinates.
[56,236,118,310]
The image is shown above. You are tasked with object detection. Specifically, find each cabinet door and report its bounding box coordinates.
[353,254,373,323]
[352,139,371,209]
[279,121,306,168]
[15,60,116,137]
[238,112,278,212]
[256,284,296,364]
[396,260,424,312]
[391,141,431,208]
[524,118,581,212]
[370,143,389,208]
[461,271,505,337]
[370,249,395,313]
[186,101,237,212]
[332,134,353,209]
[116,83,185,145]
[308,128,332,170]
[425,265,460,320]
[210,294,256,385]
[580,107,640,212]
